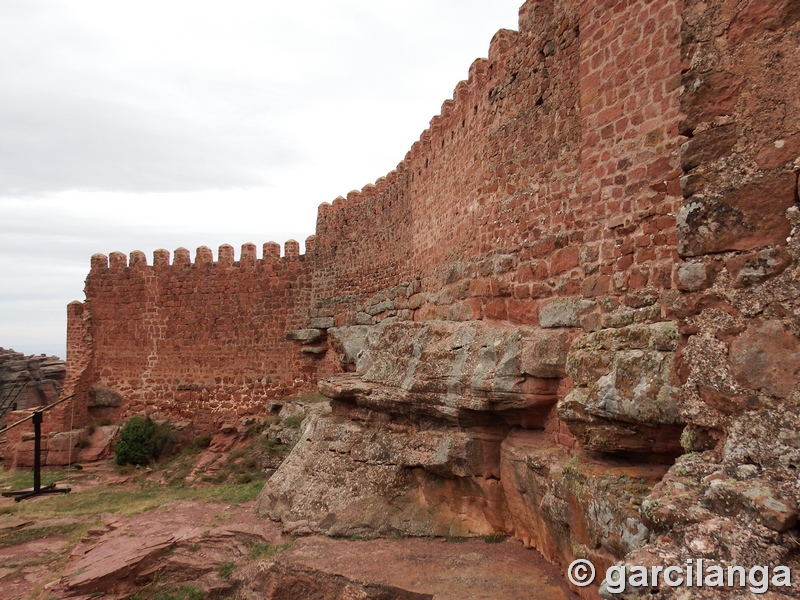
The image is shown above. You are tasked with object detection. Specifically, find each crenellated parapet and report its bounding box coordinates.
[36,2,800,597]
[89,238,315,273]
[314,19,523,224]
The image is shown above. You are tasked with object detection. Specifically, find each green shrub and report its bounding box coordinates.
[115,417,175,466]
[248,540,292,561]
[190,433,212,450]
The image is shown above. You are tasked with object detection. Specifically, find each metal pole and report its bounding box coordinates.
[1,394,73,501]
[32,411,42,492]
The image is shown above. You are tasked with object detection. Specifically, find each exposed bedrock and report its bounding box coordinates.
[258,320,677,589]
[558,322,684,456]
[326,320,568,427]
[501,430,669,581]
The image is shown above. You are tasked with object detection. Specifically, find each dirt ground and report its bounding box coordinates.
[0,460,577,600]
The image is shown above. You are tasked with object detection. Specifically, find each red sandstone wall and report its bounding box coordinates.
[64,241,319,431]
[309,0,684,438]
[58,0,685,439]
[675,0,800,442]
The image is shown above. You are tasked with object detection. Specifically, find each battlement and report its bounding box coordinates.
[38,2,800,592]
[89,237,317,272]
[316,21,524,220]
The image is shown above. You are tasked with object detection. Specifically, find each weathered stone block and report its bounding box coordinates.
[679,124,737,172]
[755,132,800,169]
[539,297,594,328]
[725,247,791,288]
[680,72,744,132]
[677,172,795,256]
[300,346,326,355]
[257,410,508,538]
[308,317,335,329]
[501,430,663,569]
[89,385,122,408]
[325,321,561,425]
[674,261,717,291]
[730,320,800,398]
[328,326,370,369]
[557,389,683,454]
[519,330,568,378]
[561,323,682,453]
[727,0,800,44]
[285,329,324,343]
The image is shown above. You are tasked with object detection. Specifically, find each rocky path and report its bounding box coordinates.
[0,464,577,599]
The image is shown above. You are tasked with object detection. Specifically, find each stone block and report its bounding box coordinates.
[725,247,791,288]
[730,320,800,398]
[300,346,327,355]
[680,72,744,132]
[677,172,795,256]
[679,124,737,172]
[755,132,800,169]
[285,329,325,344]
[309,317,335,329]
[519,330,568,378]
[89,385,122,408]
[328,326,370,370]
[560,323,682,453]
[539,297,595,328]
[674,261,717,291]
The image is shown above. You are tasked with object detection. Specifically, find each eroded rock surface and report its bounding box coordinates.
[257,536,577,600]
[559,323,683,455]
[259,319,673,600]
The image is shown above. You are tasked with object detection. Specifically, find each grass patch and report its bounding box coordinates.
[282,392,328,404]
[248,540,292,561]
[131,582,204,600]
[217,560,235,581]
[157,447,204,486]
[333,533,375,541]
[282,414,304,428]
[0,481,264,520]
[0,523,83,549]
[260,438,289,457]
[482,534,507,543]
[0,469,70,493]
[190,433,212,450]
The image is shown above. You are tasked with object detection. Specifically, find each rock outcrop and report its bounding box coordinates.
[32,0,800,597]
[0,348,65,426]
[258,320,672,595]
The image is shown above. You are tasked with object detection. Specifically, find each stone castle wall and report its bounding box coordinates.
[63,241,323,430]
[21,0,798,596]
[58,0,688,438]
[312,0,682,333]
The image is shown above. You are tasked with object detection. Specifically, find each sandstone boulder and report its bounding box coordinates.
[256,410,509,538]
[559,323,683,454]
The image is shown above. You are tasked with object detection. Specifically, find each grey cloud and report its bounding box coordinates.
[0,91,303,197]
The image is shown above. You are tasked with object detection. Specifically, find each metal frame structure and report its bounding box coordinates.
[0,393,75,502]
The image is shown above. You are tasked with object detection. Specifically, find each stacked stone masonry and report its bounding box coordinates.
[57,241,321,430]
[7,0,797,598]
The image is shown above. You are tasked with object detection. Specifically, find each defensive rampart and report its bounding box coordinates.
[10,0,798,597]
[62,240,323,431]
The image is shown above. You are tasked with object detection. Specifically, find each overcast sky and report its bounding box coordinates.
[0,0,523,360]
